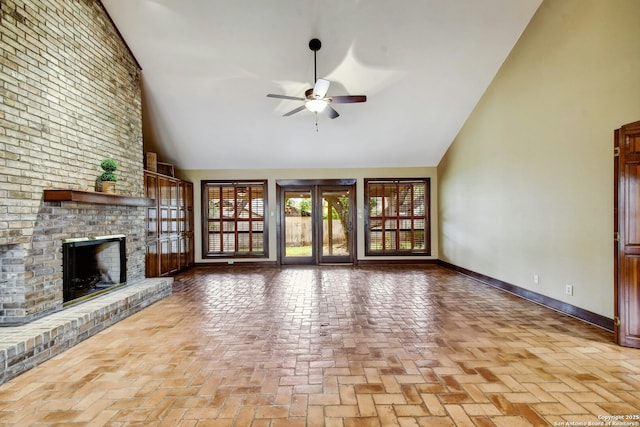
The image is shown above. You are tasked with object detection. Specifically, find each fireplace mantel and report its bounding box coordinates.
[43,189,154,207]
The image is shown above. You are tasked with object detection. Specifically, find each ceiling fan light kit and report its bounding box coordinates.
[305,98,328,113]
[267,38,367,123]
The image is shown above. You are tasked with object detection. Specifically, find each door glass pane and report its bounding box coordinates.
[284,190,312,257]
[321,189,350,257]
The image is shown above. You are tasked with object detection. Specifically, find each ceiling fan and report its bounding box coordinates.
[267,38,367,120]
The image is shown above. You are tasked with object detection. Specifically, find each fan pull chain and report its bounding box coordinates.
[315,113,319,132]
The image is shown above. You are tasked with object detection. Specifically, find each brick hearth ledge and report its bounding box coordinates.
[0,278,173,385]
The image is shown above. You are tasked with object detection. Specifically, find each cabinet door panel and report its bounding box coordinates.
[160,208,170,235]
[179,207,186,233]
[188,232,195,265]
[185,182,194,233]
[145,173,158,200]
[160,239,171,276]
[169,238,179,273]
[146,241,159,277]
[170,208,179,234]
[179,236,188,269]
[147,208,158,237]
[145,172,159,238]
[170,180,179,207]
[179,182,185,208]
[159,176,172,207]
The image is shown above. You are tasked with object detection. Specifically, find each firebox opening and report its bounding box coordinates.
[62,235,126,306]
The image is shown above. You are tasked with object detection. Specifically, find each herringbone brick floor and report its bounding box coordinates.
[0,265,639,426]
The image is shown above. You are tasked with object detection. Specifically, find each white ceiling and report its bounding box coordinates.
[101,0,541,170]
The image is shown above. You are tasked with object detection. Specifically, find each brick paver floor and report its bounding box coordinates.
[0,264,638,426]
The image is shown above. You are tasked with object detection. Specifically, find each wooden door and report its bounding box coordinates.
[615,120,640,348]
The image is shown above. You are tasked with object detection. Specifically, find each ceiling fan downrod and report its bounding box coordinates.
[309,38,321,83]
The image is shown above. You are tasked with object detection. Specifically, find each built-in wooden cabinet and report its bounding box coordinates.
[145,170,194,277]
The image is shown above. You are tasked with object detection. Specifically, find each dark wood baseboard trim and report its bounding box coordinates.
[195,260,438,268]
[438,260,614,332]
[194,260,279,268]
[356,259,438,266]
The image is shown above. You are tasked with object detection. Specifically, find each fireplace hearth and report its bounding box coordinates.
[62,235,127,305]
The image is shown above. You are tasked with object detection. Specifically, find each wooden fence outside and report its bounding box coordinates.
[285,217,346,246]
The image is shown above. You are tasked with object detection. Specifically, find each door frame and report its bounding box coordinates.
[276,179,356,265]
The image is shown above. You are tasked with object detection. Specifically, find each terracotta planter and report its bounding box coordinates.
[101,181,116,194]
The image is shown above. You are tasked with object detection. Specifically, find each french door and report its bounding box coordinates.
[277,180,355,265]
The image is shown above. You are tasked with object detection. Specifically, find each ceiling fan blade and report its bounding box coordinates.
[267,94,306,101]
[283,105,306,117]
[330,95,367,104]
[325,105,339,119]
[313,78,330,99]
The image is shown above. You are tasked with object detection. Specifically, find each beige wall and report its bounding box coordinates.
[181,167,438,263]
[438,0,640,318]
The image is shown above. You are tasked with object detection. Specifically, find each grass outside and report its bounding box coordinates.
[285,246,312,256]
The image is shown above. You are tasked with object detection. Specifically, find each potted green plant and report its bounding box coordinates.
[98,158,118,193]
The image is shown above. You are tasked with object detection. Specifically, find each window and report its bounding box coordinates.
[365,178,430,256]
[202,180,267,257]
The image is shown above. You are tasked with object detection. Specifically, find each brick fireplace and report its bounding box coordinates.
[0,0,175,383]
[0,0,156,324]
[0,199,148,324]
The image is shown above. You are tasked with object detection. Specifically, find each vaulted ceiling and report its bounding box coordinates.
[101,0,541,170]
